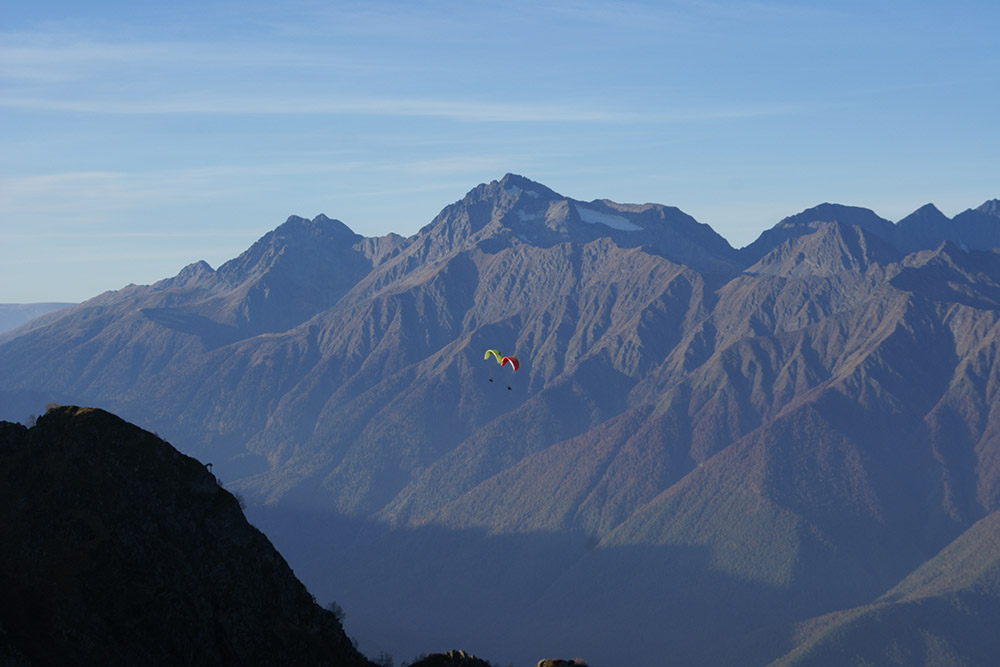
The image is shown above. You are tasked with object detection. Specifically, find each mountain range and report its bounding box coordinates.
[2,174,1000,665]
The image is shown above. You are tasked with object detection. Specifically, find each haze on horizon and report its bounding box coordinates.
[2,0,998,303]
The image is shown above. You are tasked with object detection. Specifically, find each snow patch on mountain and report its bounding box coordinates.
[576,205,643,231]
[506,184,541,199]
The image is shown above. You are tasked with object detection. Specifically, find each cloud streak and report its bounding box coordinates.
[0,93,638,122]
[0,34,377,80]
[0,92,800,124]
[0,157,520,229]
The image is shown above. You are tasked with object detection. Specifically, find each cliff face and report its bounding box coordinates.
[0,406,372,667]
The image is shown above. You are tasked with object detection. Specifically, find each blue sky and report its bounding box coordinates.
[2,0,998,302]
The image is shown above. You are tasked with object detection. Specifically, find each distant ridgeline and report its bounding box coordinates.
[0,302,75,334]
[2,176,1000,665]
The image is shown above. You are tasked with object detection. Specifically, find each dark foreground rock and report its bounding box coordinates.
[0,406,373,667]
[407,650,496,667]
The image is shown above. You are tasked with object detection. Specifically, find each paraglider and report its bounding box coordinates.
[484,348,519,388]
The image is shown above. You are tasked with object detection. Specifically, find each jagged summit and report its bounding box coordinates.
[779,202,893,227]
[283,212,359,238]
[153,259,217,290]
[773,202,895,241]
[893,203,954,253]
[183,258,216,274]
[740,202,895,265]
[217,214,361,284]
[414,173,563,242]
[451,173,563,203]
[901,202,949,221]
[747,220,901,278]
[410,173,739,272]
[496,172,564,200]
[976,198,1000,218]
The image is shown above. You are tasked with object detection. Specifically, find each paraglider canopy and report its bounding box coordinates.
[484,349,503,364]
[500,356,519,371]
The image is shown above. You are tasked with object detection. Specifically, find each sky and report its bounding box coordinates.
[2,0,998,303]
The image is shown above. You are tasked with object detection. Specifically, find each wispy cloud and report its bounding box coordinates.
[0,33,377,80]
[0,92,801,124]
[0,171,162,215]
[0,93,640,122]
[0,157,518,227]
[534,0,843,33]
[2,230,251,240]
[0,169,246,231]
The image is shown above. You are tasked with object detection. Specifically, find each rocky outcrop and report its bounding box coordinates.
[0,406,373,667]
[408,649,496,667]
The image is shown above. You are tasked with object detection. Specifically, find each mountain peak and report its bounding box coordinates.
[175,259,215,279]
[450,174,562,208]
[741,202,894,264]
[497,173,561,198]
[907,202,948,220]
[412,175,739,271]
[220,214,361,281]
[747,219,900,278]
[892,203,954,253]
[152,259,217,290]
[275,213,360,242]
[196,212,374,333]
[779,202,892,231]
[977,199,1000,218]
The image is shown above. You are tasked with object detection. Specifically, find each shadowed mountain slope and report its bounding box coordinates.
[770,510,1000,666]
[0,406,373,667]
[894,203,956,254]
[892,199,1000,258]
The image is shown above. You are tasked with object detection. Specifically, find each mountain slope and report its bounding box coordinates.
[0,406,372,667]
[740,203,895,265]
[894,203,955,253]
[771,510,1000,666]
